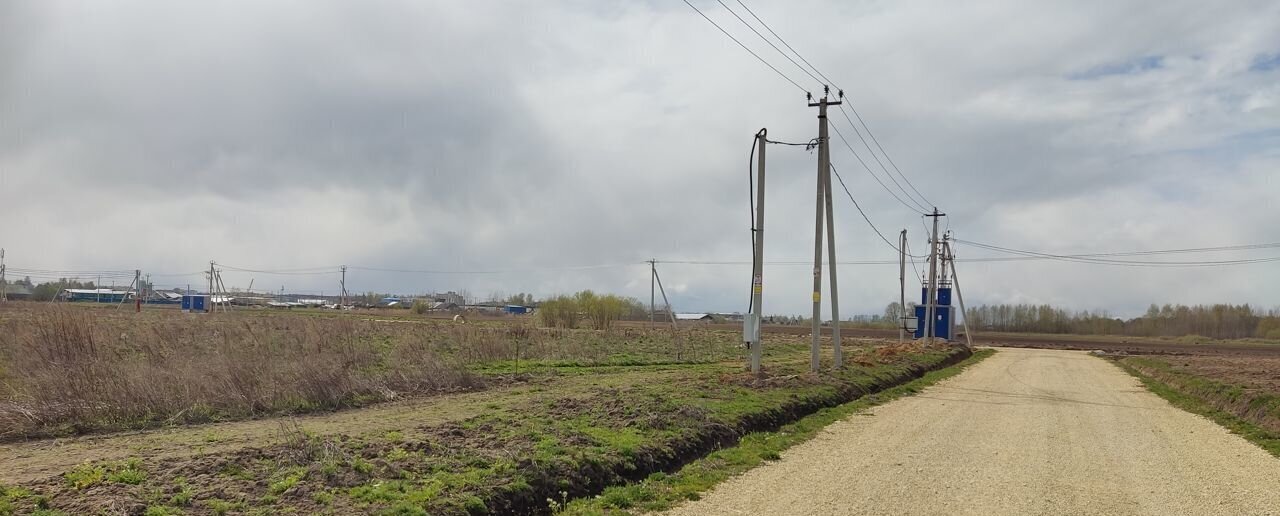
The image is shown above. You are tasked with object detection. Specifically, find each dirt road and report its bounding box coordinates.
[665,347,1280,515]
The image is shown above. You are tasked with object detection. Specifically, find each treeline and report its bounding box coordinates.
[2,277,103,302]
[965,303,1280,340]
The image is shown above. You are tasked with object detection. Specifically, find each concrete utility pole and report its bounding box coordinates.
[944,240,975,349]
[340,265,347,307]
[649,259,656,325]
[747,129,767,376]
[808,89,843,372]
[134,269,141,312]
[650,266,680,340]
[925,209,945,342]
[1,248,6,303]
[899,230,907,344]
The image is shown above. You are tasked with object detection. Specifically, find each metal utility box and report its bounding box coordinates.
[914,286,954,340]
[937,287,952,306]
[742,313,761,343]
[913,305,952,340]
[182,294,208,313]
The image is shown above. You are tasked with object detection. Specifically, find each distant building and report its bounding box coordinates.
[433,291,465,306]
[675,313,716,323]
[63,288,131,303]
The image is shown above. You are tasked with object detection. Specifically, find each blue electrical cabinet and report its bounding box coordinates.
[914,287,953,340]
[182,295,207,312]
[914,305,926,339]
[935,306,951,339]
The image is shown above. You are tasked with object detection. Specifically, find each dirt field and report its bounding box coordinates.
[1157,355,1280,392]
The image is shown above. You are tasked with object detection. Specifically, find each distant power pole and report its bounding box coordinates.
[899,229,907,344]
[649,259,656,324]
[340,265,348,307]
[925,209,945,342]
[0,248,6,303]
[808,88,843,372]
[134,269,141,312]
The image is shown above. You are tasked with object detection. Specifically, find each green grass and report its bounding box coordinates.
[562,348,995,514]
[6,323,972,515]
[1115,357,1280,458]
[203,499,247,515]
[268,467,307,495]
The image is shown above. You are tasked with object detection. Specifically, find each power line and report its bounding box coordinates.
[905,236,925,283]
[765,138,817,147]
[955,239,1280,267]
[728,0,935,208]
[732,0,838,87]
[834,103,930,212]
[829,163,927,257]
[829,122,925,215]
[680,0,811,95]
[216,264,341,275]
[840,103,933,209]
[348,263,641,275]
[714,0,823,86]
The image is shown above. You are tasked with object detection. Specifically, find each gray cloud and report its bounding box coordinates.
[2,0,1278,317]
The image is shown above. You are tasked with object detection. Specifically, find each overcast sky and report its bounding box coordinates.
[2,0,1278,317]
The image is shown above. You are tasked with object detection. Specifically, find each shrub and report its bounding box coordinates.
[539,296,579,329]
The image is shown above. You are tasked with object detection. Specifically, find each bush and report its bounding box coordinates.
[538,291,644,330]
[539,295,579,329]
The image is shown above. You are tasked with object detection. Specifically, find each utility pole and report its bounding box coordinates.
[899,229,907,344]
[134,269,141,312]
[925,209,945,342]
[747,129,767,376]
[0,248,6,303]
[944,240,974,349]
[208,261,216,313]
[808,88,843,372]
[649,259,656,325]
[340,265,347,307]
[651,264,683,359]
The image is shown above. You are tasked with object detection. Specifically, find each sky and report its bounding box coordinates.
[1,0,1278,318]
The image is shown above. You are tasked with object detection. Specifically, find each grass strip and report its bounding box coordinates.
[1115,358,1280,458]
[561,348,995,515]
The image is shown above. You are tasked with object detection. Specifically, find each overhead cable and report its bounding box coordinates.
[680,0,811,95]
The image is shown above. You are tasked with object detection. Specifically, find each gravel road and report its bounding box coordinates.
[664,347,1280,515]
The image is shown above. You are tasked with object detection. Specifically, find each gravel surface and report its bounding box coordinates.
[664,347,1280,515]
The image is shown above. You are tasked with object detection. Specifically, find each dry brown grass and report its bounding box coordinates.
[0,306,482,439]
[0,304,739,440]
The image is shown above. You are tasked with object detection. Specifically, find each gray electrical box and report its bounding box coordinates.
[743,313,761,342]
